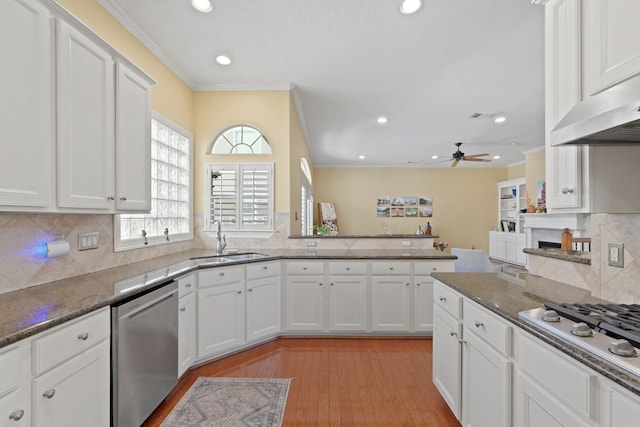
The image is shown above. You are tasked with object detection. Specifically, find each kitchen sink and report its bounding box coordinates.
[191,253,268,265]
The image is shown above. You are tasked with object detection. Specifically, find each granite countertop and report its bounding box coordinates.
[523,247,591,265]
[432,272,640,396]
[0,248,455,349]
[288,234,440,239]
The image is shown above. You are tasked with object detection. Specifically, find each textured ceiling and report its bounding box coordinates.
[99,0,545,168]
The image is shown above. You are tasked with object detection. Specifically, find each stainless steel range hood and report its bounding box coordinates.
[550,76,640,146]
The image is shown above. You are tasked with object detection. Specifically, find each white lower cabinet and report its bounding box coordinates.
[32,340,110,427]
[414,261,453,332]
[433,280,512,426]
[371,262,412,332]
[197,266,245,358]
[178,273,197,377]
[285,271,326,331]
[246,261,282,342]
[0,344,31,426]
[328,274,368,331]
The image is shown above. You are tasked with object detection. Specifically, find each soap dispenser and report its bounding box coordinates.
[416,225,424,235]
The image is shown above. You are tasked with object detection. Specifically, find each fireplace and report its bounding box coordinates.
[523,213,589,255]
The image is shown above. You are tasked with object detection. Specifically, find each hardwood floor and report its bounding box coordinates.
[144,338,460,426]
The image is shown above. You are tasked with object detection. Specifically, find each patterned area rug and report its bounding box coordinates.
[160,377,291,427]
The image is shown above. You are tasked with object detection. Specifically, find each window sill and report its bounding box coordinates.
[203,229,276,239]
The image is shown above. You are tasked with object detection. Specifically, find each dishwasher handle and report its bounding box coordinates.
[116,282,178,321]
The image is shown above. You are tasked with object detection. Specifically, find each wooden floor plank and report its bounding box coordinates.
[143,337,460,427]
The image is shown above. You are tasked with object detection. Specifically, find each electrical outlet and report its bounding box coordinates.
[402,240,412,247]
[306,241,317,247]
[608,243,624,268]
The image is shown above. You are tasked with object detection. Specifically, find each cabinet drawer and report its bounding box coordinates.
[463,299,511,356]
[32,307,109,375]
[371,261,410,275]
[433,281,462,318]
[328,261,367,275]
[198,265,243,287]
[414,261,454,275]
[246,261,281,280]
[517,332,594,419]
[177,273,197,297]
[286,261,324,275]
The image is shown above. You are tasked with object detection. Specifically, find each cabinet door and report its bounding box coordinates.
[489,232,498,259]
[328,275,368,331]
[32,340,110,427]
[0,0,53,208]
[0,345,30,427]
[197,282,244,357]
[56,20,115,210]
[114,60,152,211]
[178,292,196,377]
[246,275,281,342]
[414,275,434,332]
[284,275,325,331]
[506,235,518,264]
[462,328,512,427]
[514,370,589,427]
[432,306,462,421]
[545,0,583,210]
[496,235,507,261]
[584,0,640,94]
[516,234,527,266]
[371,275,411,331]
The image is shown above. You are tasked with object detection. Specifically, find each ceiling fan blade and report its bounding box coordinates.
[451,159,460,167]
[463,153,490,158]
[463,157,492,162]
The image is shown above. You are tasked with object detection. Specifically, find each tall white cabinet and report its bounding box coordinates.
[489,178,527,266]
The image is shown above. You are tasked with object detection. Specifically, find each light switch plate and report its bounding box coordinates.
[78,232,99,251]
[608,243,624,268]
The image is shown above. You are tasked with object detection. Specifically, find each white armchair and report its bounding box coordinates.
[451,248,498,272]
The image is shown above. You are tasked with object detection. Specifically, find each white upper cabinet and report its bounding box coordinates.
[583,0,640,95]
[0,0,154,213]
[0,0,53,208]
[115,60,153,211]
[56,20,115,210]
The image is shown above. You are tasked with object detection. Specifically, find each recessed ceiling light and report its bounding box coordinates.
[493,155,501,159]
[192,0,213,13]
[359,155,365,160]
[494,115,506,124]
[216,55,232,65]
[400,0,423,14]
[376,116,388,124]
[431,155,438,159]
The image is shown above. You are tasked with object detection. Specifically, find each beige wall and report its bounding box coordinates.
[313,168,508,251]
[288,96,314,235]
[58,0,193,131]
[525,148,546,207]
[192,91,292,217]
[507,162,526,180]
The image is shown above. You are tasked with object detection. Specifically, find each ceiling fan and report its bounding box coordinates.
[449,142,491,167]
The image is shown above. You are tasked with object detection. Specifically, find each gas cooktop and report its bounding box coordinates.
[519,303,640,378]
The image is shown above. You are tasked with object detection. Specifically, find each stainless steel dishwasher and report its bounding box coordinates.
[111,281,179,427]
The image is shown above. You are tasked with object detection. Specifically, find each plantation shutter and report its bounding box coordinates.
[210,168,237,226]
[241,165,271,226]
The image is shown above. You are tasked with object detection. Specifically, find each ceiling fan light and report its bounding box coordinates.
[431,155,438,159]
[191,0,212,13]
[376,116,388,124]
[493,155,501,159]
[400,0,423,15]
[494,115,506,124]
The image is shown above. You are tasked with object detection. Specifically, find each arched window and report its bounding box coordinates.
[210,125,272,154]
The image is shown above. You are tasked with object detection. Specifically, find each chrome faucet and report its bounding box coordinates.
[216,221,227,254]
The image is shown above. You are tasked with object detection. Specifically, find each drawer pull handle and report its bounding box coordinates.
[561,187,574,194]
[42,389,56,399]
[186,283,192,288]
[180,307,186,312]
[432,267,437,271]
[263,266,268,270]
[248,288,253,292]
[319,282,323,286]
[77,332,89,341]
[330,283,334,286]
[439,297,446,302]
[303,267,307,270]
[236,290,242,294]
[346,267,350,271]
[449,331,458,338]
[474,321,484,328]
[389,267,394,271]
[9,410,24,421]
[416,283,421,287]
[219,272,225,276]
[405,283,410,286]
[120,196,127,201]
[107,196,115,200]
